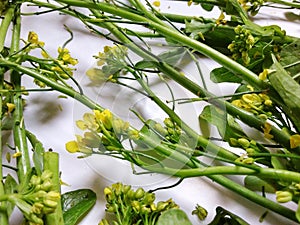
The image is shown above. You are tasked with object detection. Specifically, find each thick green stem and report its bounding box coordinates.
[43,151,64,225]
[10,5,31,182]
[0,69,8,225]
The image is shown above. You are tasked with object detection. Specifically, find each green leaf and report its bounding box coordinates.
[200,3,214,11]
[62,189,96,225]
[269,54,300,132]
[279,40,300,79]
[244,175,276,193]
[208,206,250,225]
[185,18,215,40]
[4,174,18,216]
[135,47,187,70]
[210,67,243,83]
[199,105,246,141]
[156,209,192,225]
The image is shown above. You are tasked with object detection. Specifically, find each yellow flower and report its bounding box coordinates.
[262,122,273,139]
[94,109,113,130]
[153,0,160,7]
[65,135,93,154]
[86,68,109,85]
[27,31,45,47]
[76,113,98,131]
[290,134,300,149]
[82,132,102,148]
[6,103,15,113]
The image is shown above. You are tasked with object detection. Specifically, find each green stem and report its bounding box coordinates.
[10,5,31,182]
[0,6,15,52]
[56,0,266,89]
[43,151,64,225]
[0,69,8,225]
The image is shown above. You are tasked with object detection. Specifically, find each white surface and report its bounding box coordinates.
[8,1,300,225]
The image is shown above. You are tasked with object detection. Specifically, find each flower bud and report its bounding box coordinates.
[43,199,58,208]
[41,170,53,182]
[134,187,145,199]
[238,138,250,149]
[276,191,293,203]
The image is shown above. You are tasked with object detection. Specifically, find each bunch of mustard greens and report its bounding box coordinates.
[1,0,300,224]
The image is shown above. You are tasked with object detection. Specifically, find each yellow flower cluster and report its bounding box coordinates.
[27,31,45,48]
[66,109,131,154]
[43,47,78,79]
[231,87,272,116]
[86,45,128,85]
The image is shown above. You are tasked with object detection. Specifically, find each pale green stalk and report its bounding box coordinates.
[10,5,31,182]
[43,151,64,225]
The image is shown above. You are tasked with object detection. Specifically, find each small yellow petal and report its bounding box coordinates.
[65,141,79,153]
[6,103,15,113]
[153,0,160,7]
[12,152,22,158]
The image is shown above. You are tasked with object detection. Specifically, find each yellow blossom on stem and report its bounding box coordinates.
[65,135,93,154]
[94,109,113,130]
[27,31,45,47]
[290,134,300,149]
[76,113,98,131]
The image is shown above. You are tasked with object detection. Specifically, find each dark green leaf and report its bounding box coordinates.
[62,189,96,225]
[269,54,300,132]
[200,3,214,11]
[208,206,250,225]
[4,174,18,216]
[244,175,276,193]
[211,67,243,83]
[156,209,192,225]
